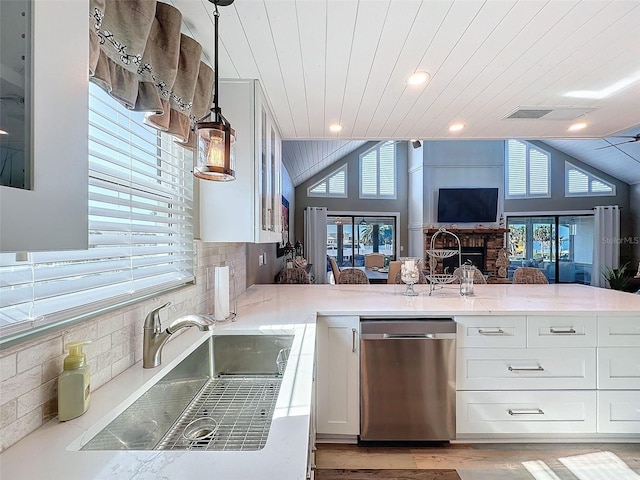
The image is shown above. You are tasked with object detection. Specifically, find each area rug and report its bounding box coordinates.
[315,469,461,480]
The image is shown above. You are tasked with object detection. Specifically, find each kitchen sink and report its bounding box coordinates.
[79,333,294,452]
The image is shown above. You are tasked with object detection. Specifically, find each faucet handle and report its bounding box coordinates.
[144,302,171,330]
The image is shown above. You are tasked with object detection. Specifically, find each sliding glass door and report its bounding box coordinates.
[327,215,396,269]
[507,215,593,284]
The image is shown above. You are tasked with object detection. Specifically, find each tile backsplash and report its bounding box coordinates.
[0,241,246,452]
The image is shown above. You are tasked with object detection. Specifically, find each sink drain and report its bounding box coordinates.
[182,417,218,442]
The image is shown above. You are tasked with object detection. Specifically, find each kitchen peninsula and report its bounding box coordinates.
[1,284,639,480]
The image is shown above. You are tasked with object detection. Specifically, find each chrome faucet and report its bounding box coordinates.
[143,302,215,368]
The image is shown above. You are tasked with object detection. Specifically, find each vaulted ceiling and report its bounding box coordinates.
[174,0,640,185]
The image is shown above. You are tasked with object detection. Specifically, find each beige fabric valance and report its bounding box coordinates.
[88,0,213,146]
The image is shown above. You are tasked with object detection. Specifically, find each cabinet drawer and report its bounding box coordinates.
[457,390,596,435]
[598,315,640,347]
[457,348,596,390]
[455,316,526,348]
[527,315,597,348]
[597,391,640,434]
[597,348,640,389]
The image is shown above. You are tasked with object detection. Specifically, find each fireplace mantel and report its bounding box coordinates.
[423,227,509,280]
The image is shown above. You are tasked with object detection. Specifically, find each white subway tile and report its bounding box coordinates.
[17,378,57,417]
[0,367,41,404]
[16,337,63,374]
[0,354,16,382]
[0,399,17,429]
[0,407,42,453]
[96,313,124,338]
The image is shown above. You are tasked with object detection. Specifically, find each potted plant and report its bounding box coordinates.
[601,262,630,290]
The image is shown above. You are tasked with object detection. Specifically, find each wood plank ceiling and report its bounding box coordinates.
[173,0,640,185]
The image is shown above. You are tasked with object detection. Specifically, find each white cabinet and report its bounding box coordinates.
[597,348,640,390]
[457,347,596,391]
[597,391,640,434]
[316,315,359,437]
[1,0,88,252]
[199,79,282,243]
[527,315,597,348]
[457,390,597,435]
[455,315,526,348]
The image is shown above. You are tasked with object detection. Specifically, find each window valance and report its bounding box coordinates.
[88,0,213,146]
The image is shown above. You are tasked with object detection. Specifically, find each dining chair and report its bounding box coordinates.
[276,267,310,284]
[337,268,370,284]
[513,267,549,284]
[364,253,385,269]
[386,261,401,285]
[452,267,487,284]
[393,269,428,284]
[328,257,341,284]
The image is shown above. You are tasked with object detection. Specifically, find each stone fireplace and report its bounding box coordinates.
[424,228,509,280]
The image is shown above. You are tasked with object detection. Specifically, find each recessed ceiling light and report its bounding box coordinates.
[407,71,430,86]
[568,122,587,132]
[449,123,465,132]
[329,124,342,133]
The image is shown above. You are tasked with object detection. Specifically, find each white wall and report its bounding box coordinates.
[408,141,424,257]
[422,140,504,226]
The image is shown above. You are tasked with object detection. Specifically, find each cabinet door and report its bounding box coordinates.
[597,348,640,389]
[316,315,359,436]
[597,391,640,434]
[1,0,88,252]
[457,347,596,390]
[457,390,597,435]
[455,316,526,348]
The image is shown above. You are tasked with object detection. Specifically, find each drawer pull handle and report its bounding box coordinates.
[508,408,544,416]
[508,365,544,372]
[478,329,504,335]
[352,328,357,353]
[549,328,576,334]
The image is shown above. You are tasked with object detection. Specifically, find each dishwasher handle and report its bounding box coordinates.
[361,333,457,340]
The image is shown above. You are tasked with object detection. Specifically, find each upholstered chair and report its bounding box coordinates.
[452,267,487,284]
[364,253,385,269]
[337,268,370,284]
[276,267,310,284]
[513,267,549,284]
[387,261,401,285]
[328,257,341,284]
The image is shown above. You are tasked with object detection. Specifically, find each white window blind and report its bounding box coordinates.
[360,141,396,199]
[565,161,614,196]
[0,83,194,337]
[505,140,550,198]
[307,164,347,197]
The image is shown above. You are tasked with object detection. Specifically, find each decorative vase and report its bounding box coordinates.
[400,257,421,296]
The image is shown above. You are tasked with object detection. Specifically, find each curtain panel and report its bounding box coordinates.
[88,0,213,147]
[592,205,621,288]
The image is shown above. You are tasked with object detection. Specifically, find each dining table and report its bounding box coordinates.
[354,266,389,284]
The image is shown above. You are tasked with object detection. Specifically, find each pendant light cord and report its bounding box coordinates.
[212,1,221,124]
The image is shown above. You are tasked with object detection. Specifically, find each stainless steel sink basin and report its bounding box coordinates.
[80,333,294,452]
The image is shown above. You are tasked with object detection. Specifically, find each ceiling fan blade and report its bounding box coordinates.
[595,139,637,150]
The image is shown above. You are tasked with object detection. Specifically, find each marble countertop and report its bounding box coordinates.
[1,284,639,480]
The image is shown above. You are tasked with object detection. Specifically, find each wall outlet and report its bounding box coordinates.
[258,254,265,266]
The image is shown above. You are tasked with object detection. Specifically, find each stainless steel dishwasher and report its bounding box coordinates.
[360,318,456,442]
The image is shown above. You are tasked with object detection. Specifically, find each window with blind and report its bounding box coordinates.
[360,141,396,199]
[0,83,194,338]
[307,164,347,198]
[505,139,550,198]
[565,161,615,197]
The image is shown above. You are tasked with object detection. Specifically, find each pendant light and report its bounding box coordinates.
[194,0,236,182]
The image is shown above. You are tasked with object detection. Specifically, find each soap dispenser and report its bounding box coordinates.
[58,341,91,421]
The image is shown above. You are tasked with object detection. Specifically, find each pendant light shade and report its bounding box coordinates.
[194,120,236,181]
[194,0,236,181]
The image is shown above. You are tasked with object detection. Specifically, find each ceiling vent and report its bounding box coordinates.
[506,108,553,119]
[504,107,596,120]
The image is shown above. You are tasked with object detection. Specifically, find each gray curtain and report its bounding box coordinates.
[304,207,328,284]
[88,0,213,146]
[592,205,620,287]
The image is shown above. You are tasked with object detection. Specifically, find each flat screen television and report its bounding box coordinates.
[437,188,498,223]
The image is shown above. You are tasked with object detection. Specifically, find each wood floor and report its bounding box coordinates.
[315,443,640,480]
